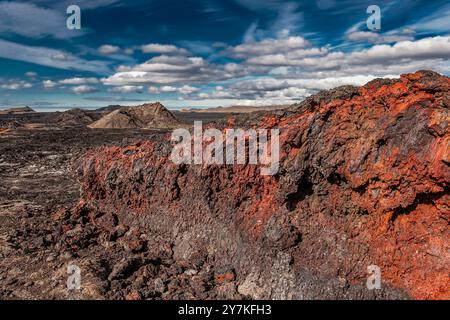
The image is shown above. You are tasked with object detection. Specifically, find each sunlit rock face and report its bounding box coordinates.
[72,71,449,299]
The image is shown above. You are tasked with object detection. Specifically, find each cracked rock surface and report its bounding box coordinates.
[0,70,448,300]
[71,71,449,299]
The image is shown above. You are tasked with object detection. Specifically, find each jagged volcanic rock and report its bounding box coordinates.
[55,108,98,127]
[0,106,35,115]
[72,71,449,299]
[95,105,122,113]
[0,120,22,130]
[88,102,181,129]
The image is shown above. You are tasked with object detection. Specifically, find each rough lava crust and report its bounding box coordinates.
[71,71,449,299]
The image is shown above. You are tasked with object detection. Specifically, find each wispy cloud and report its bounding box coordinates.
[345,30,415,44]
[0,80,33,90]
[109,85,144,93]
[43,80,58,88]
[70,85,98,94]
[59,77,100,85]
[411,4,450,33]
[0,2,84,38]
[239,1,303,41]
[84,96,149,102]
[2,0,450,109]
[140,43,190,55]
[226,36,310,59]
[98,45,121,55]
[102,55,245,86]
[31,0,121,10]
[148,85,199,95]
[0,39,111,74]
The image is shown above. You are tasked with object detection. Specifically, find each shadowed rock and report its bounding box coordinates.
[71,70,449,299]
[56,108,98,127]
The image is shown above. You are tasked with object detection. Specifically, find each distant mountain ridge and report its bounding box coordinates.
[180,104,290,113]
[0,106,35,114]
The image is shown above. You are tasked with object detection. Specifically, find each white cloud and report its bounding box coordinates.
[246,47,328,66]
[0,80,33,90]
[100,35,450,105]
[347,36,450,64]
[228,36,309,59]
[148,86,159,94]
[140,44,189,55]
[198,92,210,99]
[270,2,303,37]
[51,53,72,61]
[202,75,381,102]
[70,85,98,94]
[178,85,200,95]
[185,74,396,106]
[238,2,303,41]
[43,80,57,88]
[346,31,414,44]
[0,2,82,38]
[243,22,259,43]
[109,85,144,93]
[98,45,121,54]
[25,71,38,78]
[233,36,450,74]
[221,31,450,92]
[0,39,110,74]
[411,5,450,33]
[159,85,178,93]
[148,85,200,95]
[59,77,99,85]
[103,55,245,86]
[43,78,102,92]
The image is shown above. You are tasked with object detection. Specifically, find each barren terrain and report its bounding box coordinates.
[0,71,448,300]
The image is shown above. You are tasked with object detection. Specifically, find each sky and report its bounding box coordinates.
[0,0,449,111]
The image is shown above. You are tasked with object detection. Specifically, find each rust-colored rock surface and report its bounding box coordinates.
[73,71,449,299]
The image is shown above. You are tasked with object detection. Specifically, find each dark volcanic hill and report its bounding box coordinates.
[89,102,181,129]
[55,108,99,127]
[0,120,22,132]
[68,70,449,300]
[0,106,35,115]
[95,105,123,113]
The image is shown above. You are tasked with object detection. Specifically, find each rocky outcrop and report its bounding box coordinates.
[71,71,449,299]
[0,106,35,115]
[0,120,22,130]
[56,108,98,127]
[88,102,181,129]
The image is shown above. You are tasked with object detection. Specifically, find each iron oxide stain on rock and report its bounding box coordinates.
[0,71,448,300]
[71,71,449,300]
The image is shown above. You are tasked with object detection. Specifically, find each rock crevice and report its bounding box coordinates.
[70,71,449,299]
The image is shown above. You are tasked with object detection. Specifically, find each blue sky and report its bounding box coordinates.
[0,0,449,111]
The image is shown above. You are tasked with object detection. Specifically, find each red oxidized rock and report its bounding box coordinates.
[73,70,449,299]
